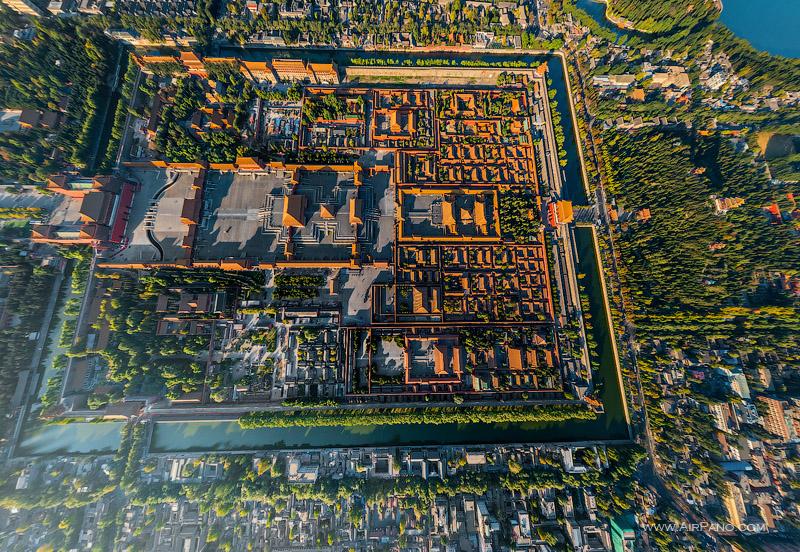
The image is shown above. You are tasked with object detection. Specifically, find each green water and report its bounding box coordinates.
[17,421,124,456]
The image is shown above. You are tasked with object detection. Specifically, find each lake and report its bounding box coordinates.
[720,0,800,58]
[575,0,621,36]
[576,0,800,58]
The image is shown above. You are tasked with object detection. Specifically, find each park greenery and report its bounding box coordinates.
[0,242,57,431]
[143,61,184,77]
[273,273,324,300]
[239,403,596,429]
[203,61,255,129]
[601,128,799,500]
[498,189,541,242]
[555,10,799,512]
[546,80,569,166]
[302,93,354,124]
[0,207,44,219]
[93,268,262,399]
[256,81,303,102]
[32,249,93,416]
[154,75,250,163]
[98,53,136,172]
[606,0,719,34]
[603,129,797,322]
[0,16,118,183]
[40,355,67,412]
[350,57,543,69]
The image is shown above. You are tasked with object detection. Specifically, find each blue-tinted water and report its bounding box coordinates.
[575,0,612,27]
[576,0,799,59]
[720,0,800,58]
[574,0,622,36]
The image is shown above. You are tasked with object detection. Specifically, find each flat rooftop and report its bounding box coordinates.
[362,170,393,263]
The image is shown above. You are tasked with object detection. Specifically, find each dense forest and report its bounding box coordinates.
[607,0,719,34]
[603,129,797,318]
[601,128,799,503]
[0,17,118,183]
[0,242,57,433]
[91,269,262,399]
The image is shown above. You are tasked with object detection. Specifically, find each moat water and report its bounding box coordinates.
[18,51,628,456]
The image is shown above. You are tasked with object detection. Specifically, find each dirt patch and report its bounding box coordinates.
[756,131,773,153]
[344,66,539,86]
[760,133,797,160]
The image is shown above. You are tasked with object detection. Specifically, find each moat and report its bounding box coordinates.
[18,50,630,456]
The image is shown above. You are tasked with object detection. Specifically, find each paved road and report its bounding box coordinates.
[0,190,62,211]
[60,252,97,400]
[115,65,143,169]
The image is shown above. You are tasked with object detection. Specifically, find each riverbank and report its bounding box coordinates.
[576,0,798,58]
[599,2,638,31]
